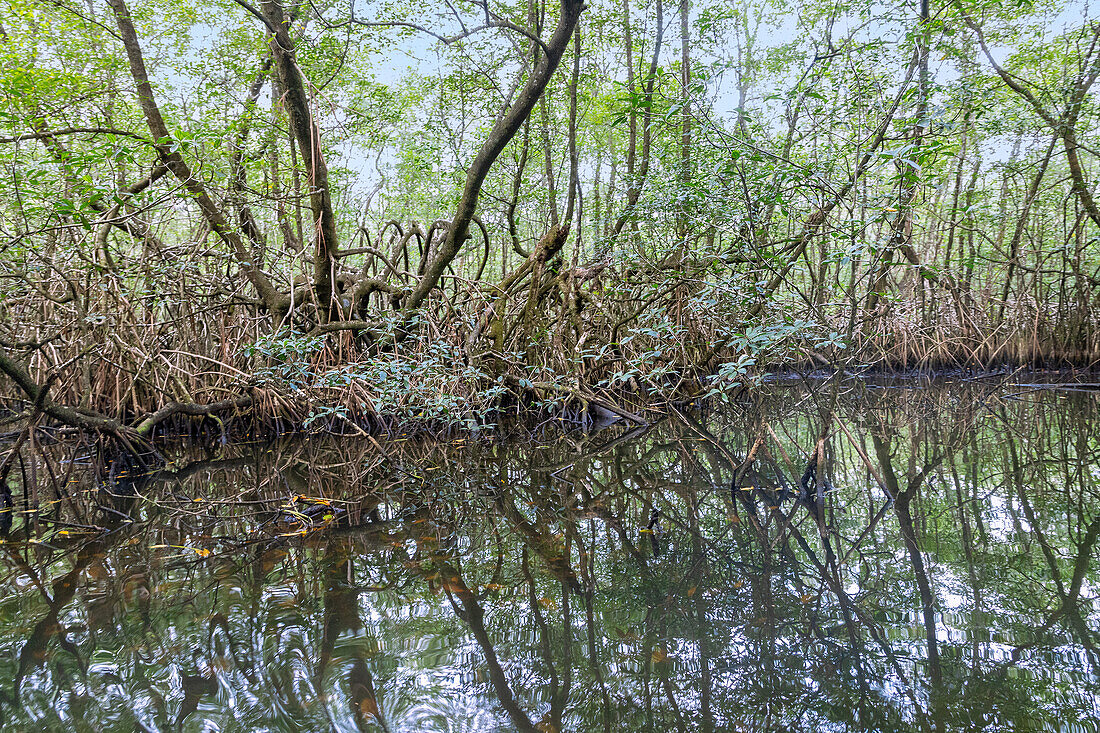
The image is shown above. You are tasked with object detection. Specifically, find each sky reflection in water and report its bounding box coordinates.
[1,380,1099,732]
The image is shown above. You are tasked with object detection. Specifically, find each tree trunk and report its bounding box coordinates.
[261,0,341,321]
[402,0,585,316]
[106,0,285,318]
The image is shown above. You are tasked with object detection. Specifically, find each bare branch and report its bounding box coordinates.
[0,127,150,144]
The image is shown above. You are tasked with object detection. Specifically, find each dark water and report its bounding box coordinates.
[1,380,1099,732]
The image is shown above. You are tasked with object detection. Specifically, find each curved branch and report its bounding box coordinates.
[963,11,1100,229]
[132,395,256,436]
[472,215,491,282]
[403,0,585,317]
[338,239,402,279]
[0,345,151,453]
[0,127,151,144]
[106,0,286,316]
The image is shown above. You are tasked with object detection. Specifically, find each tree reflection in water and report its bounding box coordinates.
[0,379,1098,731]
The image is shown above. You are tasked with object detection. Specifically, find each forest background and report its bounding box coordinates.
[1,0,1098,439]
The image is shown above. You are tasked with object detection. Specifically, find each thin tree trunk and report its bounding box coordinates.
[403,0,585,316]
[107,0,285,318]
[261,0,341,321]
[612,0,663,238]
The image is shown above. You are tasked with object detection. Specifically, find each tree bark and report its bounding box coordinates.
[261,0,341,320]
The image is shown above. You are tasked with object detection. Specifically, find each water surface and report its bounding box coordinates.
[1,379,1099,731]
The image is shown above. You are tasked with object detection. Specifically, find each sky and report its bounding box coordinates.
[166,0,1098,202]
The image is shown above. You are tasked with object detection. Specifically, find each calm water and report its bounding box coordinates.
[1,379,1099,732]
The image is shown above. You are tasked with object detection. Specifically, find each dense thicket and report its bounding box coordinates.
[1,0,1098,433]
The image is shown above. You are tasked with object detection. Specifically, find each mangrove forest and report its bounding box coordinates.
[0,0,1098,434]
[1,0,1099,729]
